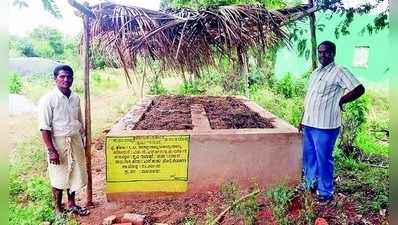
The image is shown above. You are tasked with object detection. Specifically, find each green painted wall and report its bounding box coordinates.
[274,13,390,88]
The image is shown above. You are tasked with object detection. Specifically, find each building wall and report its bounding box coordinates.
[274,12,390,88]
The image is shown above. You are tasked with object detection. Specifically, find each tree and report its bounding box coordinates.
[287,0,388,62]
[30,26,64,59]
[12,0,61,18]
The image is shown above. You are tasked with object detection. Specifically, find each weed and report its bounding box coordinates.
[148,74,168,95]
[297,191,315,225]
[266,185,294,225]
[275,72,306,98]
[220,182,259,225]
[221,182,240,205]
[177,81,206,95]
[335,151,389,213]
[182,216,197,225]
[9,72,23,94]
[205,206,215,225]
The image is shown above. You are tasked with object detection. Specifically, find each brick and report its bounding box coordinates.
[103,215,117,225]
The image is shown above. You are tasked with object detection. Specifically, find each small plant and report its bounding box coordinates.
[92,72,102,83]
[148,74,167,95]
[266,185,294,225]
[221,181,240,205]
[183,216,197,225]
[298,191,315,225]
[177,81,206,95]
[275,73,306,99]
[205,206,215,225]
[275,73,295,98]
[9,73,23,94]
[220,182,259,225]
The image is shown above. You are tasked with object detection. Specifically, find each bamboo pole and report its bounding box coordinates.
[83,13,93,207]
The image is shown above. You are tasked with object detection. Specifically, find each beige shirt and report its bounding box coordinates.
[38,88,83,136]
[302,62,361,129]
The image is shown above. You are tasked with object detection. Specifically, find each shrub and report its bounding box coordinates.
[177,81,206,95]
[338,94,369,157]
[275,73,306,98]
[9,73,23,94]
[275,73,295,98]
[148,74,168,95]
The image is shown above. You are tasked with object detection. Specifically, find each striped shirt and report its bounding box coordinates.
[302,62,361,129]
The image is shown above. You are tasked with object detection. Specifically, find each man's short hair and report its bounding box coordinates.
[53,64,74,78]
[318,41,336,55]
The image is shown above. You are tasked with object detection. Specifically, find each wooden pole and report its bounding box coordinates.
[67,0,95,18]
[237,46,249,97]
[83,13,93,207]
[309,0,318,70]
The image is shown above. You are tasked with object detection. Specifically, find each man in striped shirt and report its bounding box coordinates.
[298,41,365,205]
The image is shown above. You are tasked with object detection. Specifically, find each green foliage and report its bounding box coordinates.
[10,28,80,66]
[13,0,62,18]
[9,73,23,94]
[275,73,306,98]
[220,182,259,225]
[11,37,38,57]
[221,182,240,205]
[9,175,56,225]
[335,151,389,213]
[338,94,369,156]
[205,206,215,225]
[148,74,168,95]
[298,191,315,224]
[183,217,197,225]
[22,75,54,101]
[266,185,294,225]
[30,26,64,60]
[250,85,304,126]
[177,81,207,95]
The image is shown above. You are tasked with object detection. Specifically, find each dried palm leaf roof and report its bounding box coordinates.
[87,3,310,78]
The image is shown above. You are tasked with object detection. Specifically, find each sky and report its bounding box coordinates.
[9,0,161,36]
[9,0,387,37]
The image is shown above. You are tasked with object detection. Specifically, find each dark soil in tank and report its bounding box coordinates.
[133,96,274,130]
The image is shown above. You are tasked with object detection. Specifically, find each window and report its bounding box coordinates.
[353,46,369,68]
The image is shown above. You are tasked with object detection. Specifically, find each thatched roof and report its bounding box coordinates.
[85,3,312,78]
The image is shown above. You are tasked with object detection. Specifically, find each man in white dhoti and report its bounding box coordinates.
[38,64,90,216]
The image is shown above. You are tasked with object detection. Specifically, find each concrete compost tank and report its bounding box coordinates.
[105,95,302,201]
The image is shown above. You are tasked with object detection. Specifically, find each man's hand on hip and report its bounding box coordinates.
[298,123,304,133]
[338,99,345,111]
[48,149,60,165]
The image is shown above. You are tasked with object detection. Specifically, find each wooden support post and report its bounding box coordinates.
[237,46,249,97]
[309,0,318,70]
[83,13,93,207]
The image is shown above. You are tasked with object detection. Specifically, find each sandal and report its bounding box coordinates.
[68,205,90,216]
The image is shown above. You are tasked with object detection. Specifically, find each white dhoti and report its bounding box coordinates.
[48,134,88,192]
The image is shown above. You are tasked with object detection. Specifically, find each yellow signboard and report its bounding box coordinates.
[106,135,190,193]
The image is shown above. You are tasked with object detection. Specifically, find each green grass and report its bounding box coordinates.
[249,85,304,127]
[335,151,389,213]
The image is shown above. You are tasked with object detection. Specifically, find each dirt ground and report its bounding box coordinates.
[77,142,387,225]
[78,132,387,225]
[134,96,274,130]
